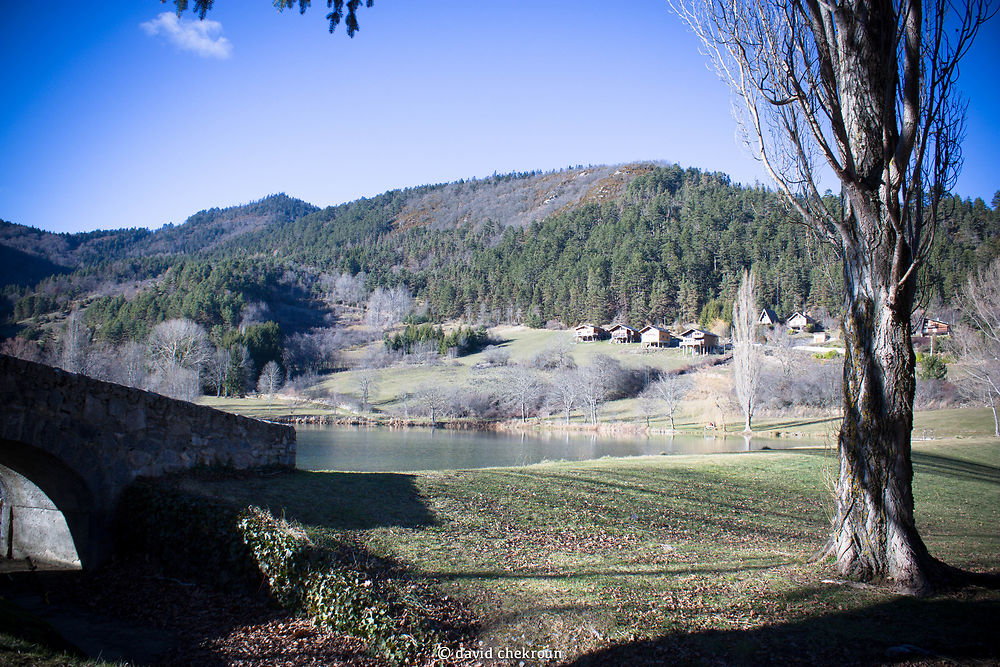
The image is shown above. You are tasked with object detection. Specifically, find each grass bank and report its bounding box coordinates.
[179,437,999,664]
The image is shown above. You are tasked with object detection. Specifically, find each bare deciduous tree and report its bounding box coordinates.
[148,361,200,401]
[119,341,148,390]
[549,369,580,425]
[672,0,991,592]
[147,318,210,375]
[60,309,89,374]
[365,285,414,331]
[767,323,796,377]
[580,355,622,425]
[953,259,1000,436]
[356,368,379,410]
[732,270,763,432]
[205,347,231,397]
[320,271,367,306]
[415,383,450,427]
[239,301,271,331]
[0,337,45,364]
[257,360,284,396]
[649,373,691,432]
[502,365,543,423]
[84,342,118,382]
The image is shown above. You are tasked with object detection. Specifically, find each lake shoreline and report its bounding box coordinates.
[293,423,831,473]
[269,412,838,442]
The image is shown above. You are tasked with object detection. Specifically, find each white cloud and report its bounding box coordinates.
[140,12,232,59]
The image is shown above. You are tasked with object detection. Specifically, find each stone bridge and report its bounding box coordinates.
[0,354,295,569]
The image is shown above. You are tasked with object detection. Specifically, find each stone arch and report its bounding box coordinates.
[0,439,99,568]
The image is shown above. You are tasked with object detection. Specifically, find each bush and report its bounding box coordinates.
[480,345,509,367]
[529,345,575,370]
[237,507,431,663]
[915,378,959,409]
[759,362,842,412]
[919,354,947,380]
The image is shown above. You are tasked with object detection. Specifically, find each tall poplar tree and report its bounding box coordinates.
[672,0,991,592]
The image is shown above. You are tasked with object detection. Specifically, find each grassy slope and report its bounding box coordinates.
[186,437,1000,664]
[202,324,997,441]
[203,326,709,421]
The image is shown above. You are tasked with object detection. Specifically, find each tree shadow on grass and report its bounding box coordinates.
[911,452,1000,485]
[421,561,792,582]
[180,469,438,531]
[568,591,1000,666]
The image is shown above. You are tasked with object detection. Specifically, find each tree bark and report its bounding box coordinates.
[810,0,945,594]
[822,220,940,593]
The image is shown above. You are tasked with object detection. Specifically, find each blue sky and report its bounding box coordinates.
[2,2,998,234]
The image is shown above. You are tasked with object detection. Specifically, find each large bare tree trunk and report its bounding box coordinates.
[671,0,990,594]
[816,3,939,592]
[826,241,938,593]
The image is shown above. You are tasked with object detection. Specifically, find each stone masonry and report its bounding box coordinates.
[0,353,296,567]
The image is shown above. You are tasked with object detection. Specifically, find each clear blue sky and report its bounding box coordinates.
[2,2,998,234]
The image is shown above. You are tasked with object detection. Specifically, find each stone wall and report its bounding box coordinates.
[0,353,296,567]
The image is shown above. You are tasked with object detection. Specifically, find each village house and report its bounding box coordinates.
[609,324,640,344]
[574,324,609,342]
[758,307,780,326]
[639,325,673,348]
[920,318,951,336]
[787,312,818,331]
[678,328,720,355]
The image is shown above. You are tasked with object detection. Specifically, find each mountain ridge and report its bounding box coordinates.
[2,163,997,349]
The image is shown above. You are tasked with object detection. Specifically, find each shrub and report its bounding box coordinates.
[915,378,959,409]
[237,507,430,663]
[919,354,947,380]
[480,345,509,367]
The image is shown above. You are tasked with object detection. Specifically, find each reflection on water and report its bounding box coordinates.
[294,426,826,472]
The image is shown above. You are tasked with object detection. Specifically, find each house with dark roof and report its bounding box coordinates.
[609,324,640,344]
[678,328,720,354]
[758,307,780,326]
[574,324,609,342]
[787,312,818,331]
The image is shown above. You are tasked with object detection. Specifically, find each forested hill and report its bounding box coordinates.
[3,164,998,348]
[0,193,316,272]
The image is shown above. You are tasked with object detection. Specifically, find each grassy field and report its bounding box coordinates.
[199,325,710,423]
[315,326,700,411]
[180,436,1000,664]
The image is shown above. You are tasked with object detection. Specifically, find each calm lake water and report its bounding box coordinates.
[294,426,827,472]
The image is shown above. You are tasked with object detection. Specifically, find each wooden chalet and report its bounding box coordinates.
[678,328,720,355]
[758,307,780,326]
[787,312,817,331]
[609,324,640,344]
[920,318,951,336]
[574,324,609,342]
[639,325,673,348]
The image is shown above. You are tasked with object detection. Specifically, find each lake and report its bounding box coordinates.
[294,426,827,472]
